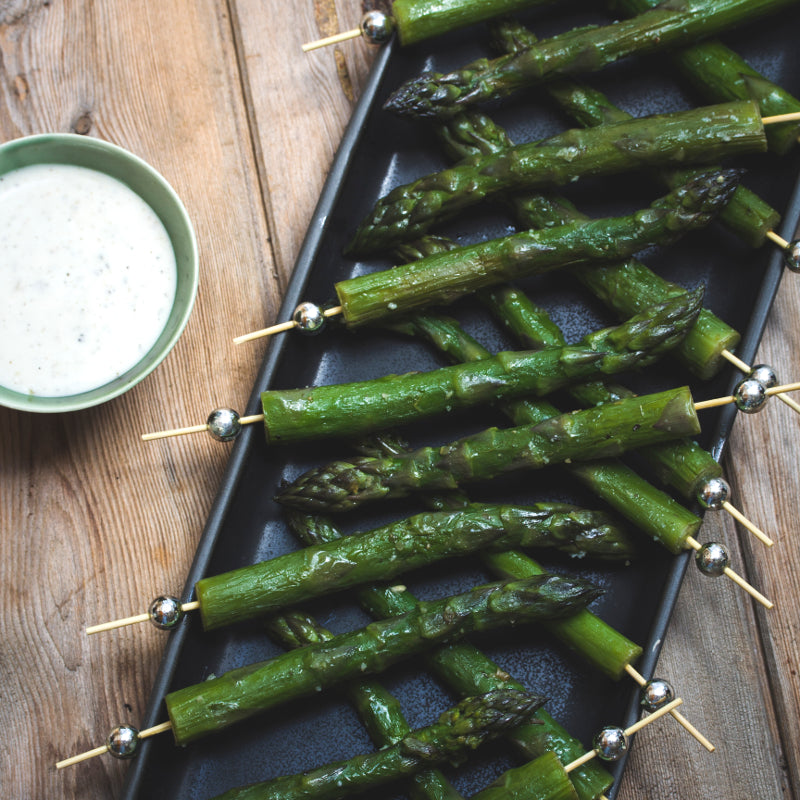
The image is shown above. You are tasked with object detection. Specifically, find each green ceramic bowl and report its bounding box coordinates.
[0,134,198,413]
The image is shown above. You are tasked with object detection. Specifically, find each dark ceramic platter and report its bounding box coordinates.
[124,3,800,798]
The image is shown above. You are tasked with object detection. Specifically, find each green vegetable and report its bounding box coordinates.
[339,167,740,326]
[470,751,579,800]
[210,690,540,800]
[196,503,632,630]
[383,0,796,117]
[432,71,740,379]
[610,0,800,154]
[261,289,701,444]
[489,17,780,248]
[275,386,701,513]
[264,609,464,800]
[286,509,617,800]
[392,0,555,46]
[165,575,598,745]
[348,102,760,256]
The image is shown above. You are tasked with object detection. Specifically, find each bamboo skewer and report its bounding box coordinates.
[564,698,683,773]
[141,381,800,441]
[302,28,362,52]
[55,721,173,769]
[624,665,714,752]
[721,348,800,415]
[86,601,200,635]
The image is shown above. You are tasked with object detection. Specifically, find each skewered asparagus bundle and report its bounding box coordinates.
[275,387,701,513]
[197,502,631,631]
[383,0,796,118]
[165,575,598,745]
[340,168,738,324]
[261,289,701,444]
[610,0,800,154]
[210,690,540,800]
[345,103,758,256]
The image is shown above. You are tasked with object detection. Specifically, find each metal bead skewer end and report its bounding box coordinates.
[142,410,263,442]
[56,721,173,769]
[693,380,800,412]
[721,351,800,415]
[233,303,342,345]
[302,10,395,52]
[685,536,773,609]
[564,697,683,773]
[624,664,715,752]
[696,477,774,548]
[86,599,200,635]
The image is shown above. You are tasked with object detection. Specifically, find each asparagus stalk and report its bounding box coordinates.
[286,509,623,800]
[391,0,556,46]
[610,0,800,154]
[275,387,701,513]
[383,0,796,117]
[196,503,632,630]
[165,575,597,745]
[470,751,578,800]
[210,690,541,800]
[264,608,465,800]
[346,102,760,256]
[432,68,739,379]
[489,17,780,248]
[261,289,701,444]
[339,168,739,326]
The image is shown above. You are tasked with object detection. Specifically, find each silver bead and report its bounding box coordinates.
[107,724,139,759]
[734,378,768,414]
[360,9,395,44]
[292,302,326,335]
[641,678,675,712]
[783,239,800,272]
[695,541,729,577]
[696,476,730,510]
[149,595,183,630]
[749,363,778,390]
[206,408,241,442]
[593,726,628,761]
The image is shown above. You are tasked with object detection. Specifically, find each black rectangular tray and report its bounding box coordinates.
[123,4,800,798]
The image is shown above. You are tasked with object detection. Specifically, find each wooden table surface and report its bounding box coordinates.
[1,1,799,798]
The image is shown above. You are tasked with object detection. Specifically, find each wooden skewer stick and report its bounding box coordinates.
[564,697,683,773]
[722,501,773,548]
[55,721,173,769]
[141,382,800,442]
[141,414,263,442]
[302,28,362,52]
[233,306,343,345]
[685,536,773,609]
[721,349,800,415]
[624,664,714,752]
[762,111,800,125]
[86,600,200,635]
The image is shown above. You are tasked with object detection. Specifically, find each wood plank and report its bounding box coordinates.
[0,0,275,796]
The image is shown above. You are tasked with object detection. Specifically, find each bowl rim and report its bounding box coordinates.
[0,133,199,413]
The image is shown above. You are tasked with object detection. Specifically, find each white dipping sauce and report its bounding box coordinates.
[0,163,176,397]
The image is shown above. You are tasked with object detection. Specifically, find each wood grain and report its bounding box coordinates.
[0,1,798,798]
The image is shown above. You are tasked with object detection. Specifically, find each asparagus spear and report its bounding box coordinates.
[470,751,578,800]
[287,509,621,800]
[383,0,796,117]
[261,289,702,444]
[489,17,780,248]
[391,0,556,46]
[165,575,597,745]
[196,503,631,630]
[347,102,759,256]
[264,610,464,800]
[275,386,701,513]
[432,66,739,379]
[610,0,800,154]
[339,167,739,324]
[210,690,541,800]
